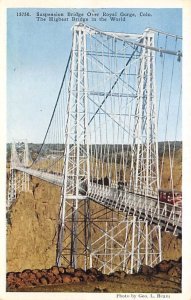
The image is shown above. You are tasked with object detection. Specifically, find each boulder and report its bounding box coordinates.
[139,265,156,276]
[22,269,31,274]
[28,273,37,281]
[72,276,81,283]
[23,280,32,287]
[41,270,47,276]
[74,268,86,277]
[65,267,75,274]
[35,271,43,279]
[39,276,48,285]
[46,272,56,284]
[7,273,16,280]
[15,278,25,289]
[41,269,48,273]
[19,272,29,280]
[97,273,105,281]
[54,275,63,284]
[155,260,172,273]
[50,266,59,276]
[7,283,16,289]
[7,274,16,287]
[86,268,99,276]
[32,269,40,274]
[112,271,126,279]
[81,273,88,282]
[58,267,65,274]
[102,274,110,281]
[7,272,16,278]
[169,259,181,268]
[62,274,72,283]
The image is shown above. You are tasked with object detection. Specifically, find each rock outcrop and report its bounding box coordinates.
[7,258,181,291]
[138,258,182,281]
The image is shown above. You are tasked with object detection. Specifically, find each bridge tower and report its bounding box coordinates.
[6,23,182,274]
[56,24,91,268]
[7,140,30,210]
[56,24,162,271]
[130,30,159,197]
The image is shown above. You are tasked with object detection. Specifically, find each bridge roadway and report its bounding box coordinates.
[15,166,182,237]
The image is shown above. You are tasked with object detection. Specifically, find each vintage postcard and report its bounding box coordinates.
[0,1,191,300]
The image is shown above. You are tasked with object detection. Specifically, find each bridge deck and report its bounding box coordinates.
[14,167,182,237]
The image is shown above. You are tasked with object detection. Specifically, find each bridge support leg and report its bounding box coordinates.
[56,198,92,269]
[90,212,162,274]
[70,199,78,268]
[56,23,90,269]
[84,199,91,271]
[7,169,17,209]
[56,197,162,273]
[7,170,30,210]
[7,141,30,211]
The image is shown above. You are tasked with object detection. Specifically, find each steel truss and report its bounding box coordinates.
[56,24,90,267]
[7,23,182,273]
[130,31,159,197]
[56,198,162,273]
[55,24,162,271]
[7,141,30,210]
[90,212,162,274]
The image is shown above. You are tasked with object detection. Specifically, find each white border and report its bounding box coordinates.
[0,0,191,299]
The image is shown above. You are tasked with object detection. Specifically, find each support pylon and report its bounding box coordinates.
[88,212,162,274]
[55,24,162,271]
[56,23,90,269]
[7,141,30,210]
[130,30,159,198]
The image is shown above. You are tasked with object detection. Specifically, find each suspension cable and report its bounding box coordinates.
[30,50,72,167]
[160,37,177,188]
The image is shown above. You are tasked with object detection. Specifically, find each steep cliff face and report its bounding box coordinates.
[7,177,181,272]
[7,178,60,271]
[161,232,181,261]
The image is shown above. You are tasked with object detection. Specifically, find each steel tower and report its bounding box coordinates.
[55,24,162,271]
[56,24,91,269]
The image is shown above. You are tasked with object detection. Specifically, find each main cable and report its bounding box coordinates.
[29,50,72,167]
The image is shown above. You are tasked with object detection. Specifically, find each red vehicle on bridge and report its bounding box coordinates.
[158,189,182,207]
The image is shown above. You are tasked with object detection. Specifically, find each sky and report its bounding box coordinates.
[7,8,182,143]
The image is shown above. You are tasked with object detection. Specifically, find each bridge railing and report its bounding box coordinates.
[9,169,181,235]
[87,183,182,235]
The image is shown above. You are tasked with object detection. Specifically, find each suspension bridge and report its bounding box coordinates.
[7,23,182,274]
